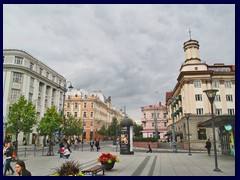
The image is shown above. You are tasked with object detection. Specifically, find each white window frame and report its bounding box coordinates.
[13,72,22,83]
[196,108,204,115]
[215,109,222,115]
[195,94,203,101]
[212,81,219,88]
[194,80,201,88]
[11,89,21,100]
[224,81,231,88]
[15,56,23,65]
[226,95,233,102]
[215,95,221,102]
[228,109,235,115]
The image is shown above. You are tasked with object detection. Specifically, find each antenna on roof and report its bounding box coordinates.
[189,28,192,40]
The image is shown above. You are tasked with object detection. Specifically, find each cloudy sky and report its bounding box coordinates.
[3,4,235,122]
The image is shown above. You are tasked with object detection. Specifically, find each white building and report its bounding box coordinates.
[3,49,66,145]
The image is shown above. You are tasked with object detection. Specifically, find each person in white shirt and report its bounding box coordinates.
[62,148,70,159]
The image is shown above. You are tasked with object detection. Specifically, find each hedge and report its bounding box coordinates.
[133,137,158,142]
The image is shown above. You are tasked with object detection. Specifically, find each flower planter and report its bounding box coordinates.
[101,161,115,170]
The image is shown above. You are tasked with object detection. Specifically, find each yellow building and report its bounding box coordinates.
[166,38,235,151]
[64,89,123,142]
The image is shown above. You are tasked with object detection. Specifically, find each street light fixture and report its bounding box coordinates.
[153,105,159,139]
[203,89,221,172]
[170,97,177,153]
[184,113,192,156]
[61,81,73,138]
[82,114,85,151]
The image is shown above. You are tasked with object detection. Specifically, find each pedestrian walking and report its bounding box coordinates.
[205,139,212,156]
[95,140,100,151]
[15,160,31,176]
[146,143,152,153]
[3,142,14,176]
[90,140,94,151]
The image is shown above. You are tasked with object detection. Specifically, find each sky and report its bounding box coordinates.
[3,4,235,123]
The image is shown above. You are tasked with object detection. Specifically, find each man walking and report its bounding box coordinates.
[205,139,212,156]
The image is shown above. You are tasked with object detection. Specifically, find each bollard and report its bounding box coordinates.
[34,145,36,156]
[24,147,27,157]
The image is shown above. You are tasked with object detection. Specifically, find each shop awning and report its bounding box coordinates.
[198,115,235,127]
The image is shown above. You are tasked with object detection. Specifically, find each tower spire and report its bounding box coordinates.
[189,28,192,40]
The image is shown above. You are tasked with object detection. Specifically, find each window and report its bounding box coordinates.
[91,103,94,108]
[196,108,204,115]
[67,103,70,108]
[75,103,78,108]
[198,128,207,140]
[157,113,160,118]
[91,121,93,126]
[228,109,235,115]
[224,81,231,88]
[195,94,202,101]
[144,113,146,118]
[67,112,70,117]
[39,68,43,75]
[28,93,33,101]
[84,102,87,108]
[30,77,34,87]
[151,113,154,119]
[164,113,167,118]
[52,76,55,82]
[91,112,93,118]
[83,112,87,118]
[212,81,219,88]
[194,80,201,88]
[30,62,34,70]
[46,72,49,79]
[68,95,70,99]
[215,95,221,102]
[15,56,23,65]
[11,89,21,100]
[226,95,233,102]
[13,72,22,83]
[83,122,86,126]
[215,109,222,115]
[152,122,154,127]
[74,112,77,117]
[164,122,167,127]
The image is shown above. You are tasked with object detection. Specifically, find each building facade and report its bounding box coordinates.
[3,49,66,145]
[141,102,167,140]
[165,39,235,154]
[64,89,123,142]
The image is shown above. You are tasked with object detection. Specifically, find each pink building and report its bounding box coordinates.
[141,102,167,140]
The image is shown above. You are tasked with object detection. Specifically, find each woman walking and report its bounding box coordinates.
[3,142,14,176]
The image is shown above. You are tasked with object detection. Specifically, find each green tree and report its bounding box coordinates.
[6,95,37,158]
[37,106,62,155]
[63,115,82,137]
[108,117,119,136]
[98,124,108,137]
[133,123,143,137]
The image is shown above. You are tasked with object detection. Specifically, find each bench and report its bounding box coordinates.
[82,165,105,176]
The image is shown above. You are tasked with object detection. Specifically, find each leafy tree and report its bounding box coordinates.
[63,115,82,137]
[108,117,119,136]
[37,106,62,155]
[6,95,37,158]
[133,123,143,137]
[98,124,108,137]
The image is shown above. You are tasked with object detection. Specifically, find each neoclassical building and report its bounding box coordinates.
[64,89,123,142]
[141,102,167,140]
[3,49,66,145]
[166,39,235,155]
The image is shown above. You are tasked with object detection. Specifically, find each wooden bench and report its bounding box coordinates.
[82,165,105,176]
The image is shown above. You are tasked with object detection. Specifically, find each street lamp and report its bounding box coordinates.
[153,106,158,139]
[203,89,221,172]
[184,113,192,156]
[62,81,73,138]
[170,97,177,152]
[81,114,85,151]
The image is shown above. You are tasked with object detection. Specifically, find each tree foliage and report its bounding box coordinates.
[37,106,62,138]
[63,115,82,137]
[98,124,108,136]
[6,95,37,157]
[133,123,143,137]
[108,117,120,136]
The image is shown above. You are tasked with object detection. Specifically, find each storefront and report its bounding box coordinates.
[199,115,235,156]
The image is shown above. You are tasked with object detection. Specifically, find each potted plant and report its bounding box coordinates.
[97,152,120,170]
[50,160,84,176]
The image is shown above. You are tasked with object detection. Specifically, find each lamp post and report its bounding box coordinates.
[184,113,192,156]
[153,105,158,139]
[203,89,221,172]
[170,97,177,152]
[81,115,85,152]
[61,81,73,138]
